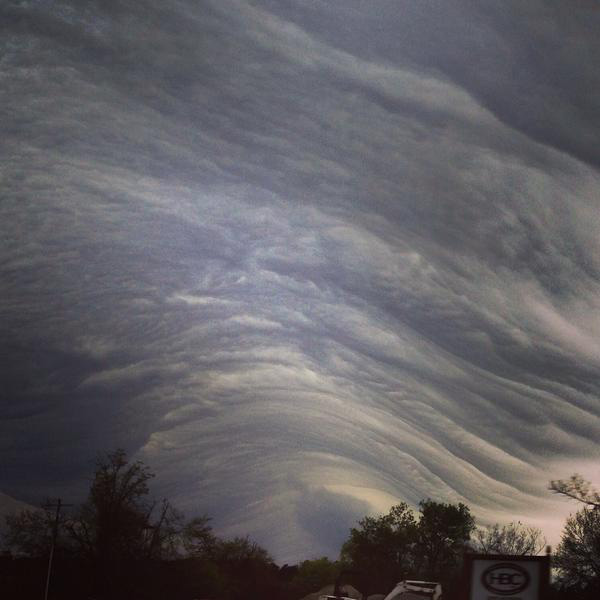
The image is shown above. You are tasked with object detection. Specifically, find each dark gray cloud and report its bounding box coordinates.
[1,0,599,562]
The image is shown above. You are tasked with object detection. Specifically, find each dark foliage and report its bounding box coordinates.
[473,521,546,556]
[2,458,598,600]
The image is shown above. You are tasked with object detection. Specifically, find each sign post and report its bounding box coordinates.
[462,554,550,600]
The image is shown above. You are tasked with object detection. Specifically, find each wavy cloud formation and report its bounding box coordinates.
[1,0,599,562]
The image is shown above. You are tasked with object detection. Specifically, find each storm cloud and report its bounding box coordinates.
[2,0,600,562]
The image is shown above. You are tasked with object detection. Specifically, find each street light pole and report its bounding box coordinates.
[43,498,72,600]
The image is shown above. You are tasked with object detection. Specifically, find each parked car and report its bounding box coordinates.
[383,580,442,600]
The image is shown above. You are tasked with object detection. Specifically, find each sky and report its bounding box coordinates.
[2,0,600,564]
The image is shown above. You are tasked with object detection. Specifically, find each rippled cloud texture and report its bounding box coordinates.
[2,0,600,562]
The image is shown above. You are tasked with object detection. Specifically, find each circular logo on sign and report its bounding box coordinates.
[481,562,530,595]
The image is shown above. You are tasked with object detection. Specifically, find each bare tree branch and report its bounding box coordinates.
[550,474,600,507]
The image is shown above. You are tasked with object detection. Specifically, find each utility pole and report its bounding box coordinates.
[43,498,72,600]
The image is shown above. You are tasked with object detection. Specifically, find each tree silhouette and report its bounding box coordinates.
[65,449,182,564]
[474,521,546,555]
[290,557,341,597]
[554,506,600,596]
[181,515,217,558]
[414,499,475,580]
[550,474,600,507]
[4,504,70,558]
[340,502,417,593]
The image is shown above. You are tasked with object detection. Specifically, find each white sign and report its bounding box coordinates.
[470,559,540,600]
